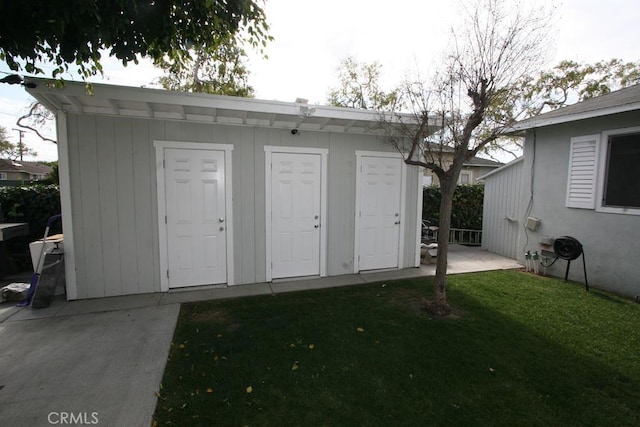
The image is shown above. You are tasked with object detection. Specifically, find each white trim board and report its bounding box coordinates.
[264,145,328,282]
[353,151,407,273]
[153,140,235,291]
[56,111,78,299]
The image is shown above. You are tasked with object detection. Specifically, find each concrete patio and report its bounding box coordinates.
[0,245,520,426]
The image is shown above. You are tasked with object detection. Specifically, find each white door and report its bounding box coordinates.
[164,148,227,288]
[271,152,322,279]
[357,155,403,270]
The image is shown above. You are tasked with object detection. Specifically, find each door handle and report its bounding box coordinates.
[219,218,225,223]
[394,221,400,225]
[314,224,319,228]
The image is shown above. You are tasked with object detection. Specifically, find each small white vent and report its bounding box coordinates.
[566,134,599,209]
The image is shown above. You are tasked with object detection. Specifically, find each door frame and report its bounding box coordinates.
[353,151,407,273]
[264,146,328,282]
[154,140,234,291]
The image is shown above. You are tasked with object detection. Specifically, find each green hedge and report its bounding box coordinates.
[423,184,484,230]
[0,184,61,272]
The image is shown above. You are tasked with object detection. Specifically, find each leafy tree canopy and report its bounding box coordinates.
[327,57,400,111]
[155,36,255,97]
[515,58,640,117]
[0,0,271,79]
[480,58,640,158]
[0,126,37,160]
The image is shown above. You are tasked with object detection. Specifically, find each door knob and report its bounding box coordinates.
[219,227,224,231]
[219,218,225,223]
[314,224,319,228]
[394,221,400,225]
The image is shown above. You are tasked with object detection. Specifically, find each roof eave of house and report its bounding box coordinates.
[462,161,503,168]
[476,157,524,180]
[507,100,640,133]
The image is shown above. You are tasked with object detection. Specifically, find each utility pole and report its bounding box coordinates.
[12,128,25,161]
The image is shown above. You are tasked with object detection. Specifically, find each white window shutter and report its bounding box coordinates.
[566,134,599,209]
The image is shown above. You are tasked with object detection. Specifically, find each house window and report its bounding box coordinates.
[580,126,640,215]
[602,132,640,209]
[0,172,6,180]
[567,129,640,215]
[460,172,471,185]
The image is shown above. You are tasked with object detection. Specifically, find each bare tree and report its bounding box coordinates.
[381,0,553,314]
[17,102,57,144]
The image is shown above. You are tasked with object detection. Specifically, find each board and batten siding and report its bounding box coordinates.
[481,159,525,260]
[65,113,419,299]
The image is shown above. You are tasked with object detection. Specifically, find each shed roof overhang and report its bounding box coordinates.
[25,78,429,136]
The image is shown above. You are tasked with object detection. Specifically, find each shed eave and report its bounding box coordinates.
[25,77,427,135]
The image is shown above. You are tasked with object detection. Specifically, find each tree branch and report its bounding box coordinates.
[17,103,56,144]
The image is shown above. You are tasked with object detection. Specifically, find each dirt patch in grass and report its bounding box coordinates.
[385,286,424,311]
[189,308,230,324]
[421,298,465,319]
[187,308,243,332]
[385,286,465,319]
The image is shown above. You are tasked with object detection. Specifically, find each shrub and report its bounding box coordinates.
[423,184,484,230]
[0,184,61,272]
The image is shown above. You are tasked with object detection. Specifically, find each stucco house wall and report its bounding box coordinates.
[483,82,640,298]
[516,111,640,296]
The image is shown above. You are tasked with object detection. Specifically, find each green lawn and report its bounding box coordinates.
[153,270,640,426]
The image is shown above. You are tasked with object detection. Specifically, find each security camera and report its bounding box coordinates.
[291,129,298,135]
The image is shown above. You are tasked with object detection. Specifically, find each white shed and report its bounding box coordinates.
[26,78,428,300]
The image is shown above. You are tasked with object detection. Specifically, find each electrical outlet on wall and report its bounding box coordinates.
[525,217,541,231]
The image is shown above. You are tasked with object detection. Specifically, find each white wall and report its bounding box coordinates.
[481,159,525,259]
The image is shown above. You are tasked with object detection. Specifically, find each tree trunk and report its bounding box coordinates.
[433,176,457,315]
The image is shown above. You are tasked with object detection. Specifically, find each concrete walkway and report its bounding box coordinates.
[0,245,520,426]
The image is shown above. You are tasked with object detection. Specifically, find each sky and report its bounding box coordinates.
[0,0,639,162]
